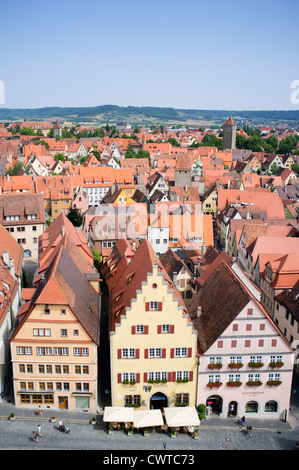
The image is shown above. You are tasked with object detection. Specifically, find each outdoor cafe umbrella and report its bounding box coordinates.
[133,409,164,429]
[164,407,200,427]
[103,406,134,423]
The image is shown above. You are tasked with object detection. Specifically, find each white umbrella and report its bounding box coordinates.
[164,407,200,427]
[133,409,164,428]
[103,407,134,423]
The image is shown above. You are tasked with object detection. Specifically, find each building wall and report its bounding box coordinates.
[196,299,294,419]
[10,304,98,411]
[6,223,44,262]
[110,266,197,410]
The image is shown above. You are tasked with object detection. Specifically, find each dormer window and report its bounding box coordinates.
[44,305,50,314]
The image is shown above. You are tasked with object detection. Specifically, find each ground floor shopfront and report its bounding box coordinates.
[17,391,95,411]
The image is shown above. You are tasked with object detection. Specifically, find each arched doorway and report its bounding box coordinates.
[206,395,223,416]
[150,392,168,410]
[228,401,238,417]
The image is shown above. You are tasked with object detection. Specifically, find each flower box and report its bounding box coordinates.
[266,380,282,387]
[269,362,284,368]
[207,363,223,370]
[176,378,189,383]
[207,381,222,388]
[228,363,243,369]
[248,362,264,368]
[246,380,262,387]
[226,381,242,387]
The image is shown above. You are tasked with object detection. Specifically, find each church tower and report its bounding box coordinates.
[222,116,237,150]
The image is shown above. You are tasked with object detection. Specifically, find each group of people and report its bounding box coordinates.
[33,407,70,442]
[240,416,253,436]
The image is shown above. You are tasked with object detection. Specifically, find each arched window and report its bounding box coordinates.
[23,250,31,258]
[245,401,258,413]
[265,400,278,413]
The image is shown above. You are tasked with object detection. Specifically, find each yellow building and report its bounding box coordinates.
[9,240,100,412]
[107,239,197,410]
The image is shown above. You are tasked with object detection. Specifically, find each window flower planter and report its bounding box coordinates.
[248,362,264,368]
[246,380,262,387]
[207,381,222,388]
[269,362,284,368]
[122,380,136,385]
[176,378,189,383]
[266,380,282,387]
[228,363,243,369]
[208,363,223,370]
[226,381,242,387]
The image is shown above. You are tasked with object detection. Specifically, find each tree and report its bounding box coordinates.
[67,208,83,227]
[291,163,299,175]
[91,249,102,271]
[125,143,137,159]
[6,162,23,176]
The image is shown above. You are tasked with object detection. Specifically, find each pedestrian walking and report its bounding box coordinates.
[38,405,42,417]
[241,416,245,426]
[33,430,39,442]
[37,424,42,437]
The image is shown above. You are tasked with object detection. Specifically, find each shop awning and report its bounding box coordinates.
[133,409,164,428]
[164,407,200,427]
[103,407,134,423]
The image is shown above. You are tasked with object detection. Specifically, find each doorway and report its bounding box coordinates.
[206,395,223,415]
[150,392,168,410]
[58,396,68,409]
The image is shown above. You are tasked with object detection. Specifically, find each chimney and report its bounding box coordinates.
[173,271,178,286]
[9,258,15,278]
[197,305,202,318]
[3,250,9,266]
[62,225,65,237]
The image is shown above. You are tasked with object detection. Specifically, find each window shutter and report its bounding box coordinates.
[189,371,193,382]
[118,373,122,383]
[135,349,139,359]
[157,325,162,334]
[118,349,122,359]
[172,372,176,382]
[170,325,175,334]
[144,372,148,382]
[144,349,148,359]
[131,326,136,335]
[170,348,174,358]
[144,325,149,334]
[158,302,163,311]
[136,373,140,383]
[162,348,166,358]
[168,372,172,382]
[145,302,150,311]
[188,348,192,357]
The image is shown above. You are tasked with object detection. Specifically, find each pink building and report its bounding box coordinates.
[189,261,294,420]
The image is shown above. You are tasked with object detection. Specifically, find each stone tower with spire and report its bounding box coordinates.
[222,116,237,150]
[53,119,62,139]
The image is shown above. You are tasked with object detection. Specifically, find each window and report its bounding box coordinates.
[175,393,189,406]
[228,374,241,382]
[209,356,222,364]
[149,348,162,358]
[61,329,67,337]
[147,371,167,381]
[121,348,136,359]
[176,371,190,381]
[122,372,137,382]
[150,301,158,310]
[17,346,32,355]
[248,373,261,381]
[208,374,221,383]
[125,395,140,407]
[229,356,242,364]
[174,347,188,357]
[33,328,51,337]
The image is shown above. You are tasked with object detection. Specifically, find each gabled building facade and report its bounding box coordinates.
[107,239,198,410]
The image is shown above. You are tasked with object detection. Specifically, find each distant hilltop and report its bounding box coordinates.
[0,105,299,126]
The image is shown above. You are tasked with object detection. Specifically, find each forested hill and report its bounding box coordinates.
[0,105,299,125]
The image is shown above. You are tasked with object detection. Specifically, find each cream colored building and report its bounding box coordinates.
[108,239,198,410]
[9,241,100,412]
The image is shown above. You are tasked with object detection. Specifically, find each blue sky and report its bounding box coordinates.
[0,0,298,110]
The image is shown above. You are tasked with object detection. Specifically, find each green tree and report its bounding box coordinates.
[91,249,102,270]
[125,143,137,159]
[66,207,83,227]
[6,162,23,176]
